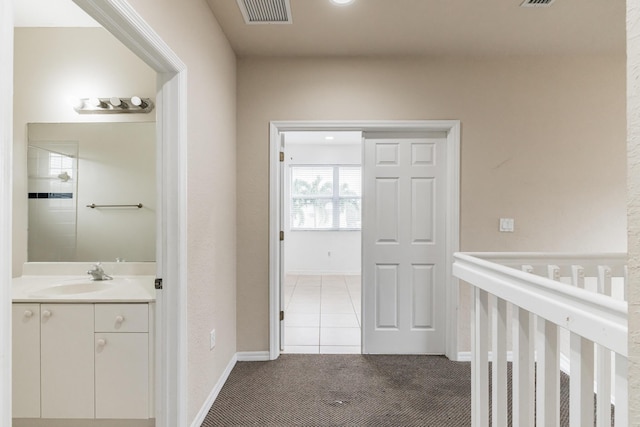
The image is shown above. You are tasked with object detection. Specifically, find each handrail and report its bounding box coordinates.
[454,252,628,427]
[453,252,627,356]
[86,203,143,209]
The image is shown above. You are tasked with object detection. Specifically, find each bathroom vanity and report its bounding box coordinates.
[12,263,155,425]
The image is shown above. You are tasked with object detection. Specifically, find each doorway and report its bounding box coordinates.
[1,1,187,426]
[269,121,461,361]
[281,131,363,354]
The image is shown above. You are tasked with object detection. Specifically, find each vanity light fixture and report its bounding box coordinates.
[88,97,106,108]
[73,96,154,114]
[130,96,148,109]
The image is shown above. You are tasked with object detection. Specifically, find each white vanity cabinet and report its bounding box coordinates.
[95,304,150,419]
[12,302,154,421]
[41,304,95,418]
[12,304,40,418]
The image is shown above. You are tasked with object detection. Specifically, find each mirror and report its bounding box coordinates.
[27,122,156,262]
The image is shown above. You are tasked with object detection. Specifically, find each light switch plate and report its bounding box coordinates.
[499,218,514,232]
[210,329,216,350]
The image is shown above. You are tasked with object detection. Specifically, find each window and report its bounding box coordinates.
[290,165,361,230]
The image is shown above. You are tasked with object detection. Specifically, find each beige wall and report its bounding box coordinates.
[13,28,156,276]
[237,56,627,352]
[125,0,237,423]
[627,0,640,423]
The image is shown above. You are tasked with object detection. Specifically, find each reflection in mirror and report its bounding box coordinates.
[27,122,155,262]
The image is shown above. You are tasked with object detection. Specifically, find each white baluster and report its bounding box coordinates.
[536,317,560,427]
[491,296,507,427]
[472,287,489,427]
[615,354,628,427]
[571,265,585,289]
[512,306,534,427]
[537,263,561,427]
[569,333,594,427]
[598,265,612,297]
[548,265,561,282]
[596,266,612,427]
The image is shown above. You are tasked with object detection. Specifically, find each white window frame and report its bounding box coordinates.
[289,164,361,231]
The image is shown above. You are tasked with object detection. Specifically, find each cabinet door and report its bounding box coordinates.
[12,304,40,418]
[41,304,95,418]
[95,333,149,419]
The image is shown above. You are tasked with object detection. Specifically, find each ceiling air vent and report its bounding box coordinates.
[237,0,292,24]
[520,0,556,7]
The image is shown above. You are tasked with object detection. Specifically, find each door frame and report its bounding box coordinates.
[269,120,461,361]
[1,1,188,425]
[1,2,13,424]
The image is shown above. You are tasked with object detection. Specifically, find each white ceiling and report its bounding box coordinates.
[14,0,99,27]
[206,0,625,57]
[13,0,626,57]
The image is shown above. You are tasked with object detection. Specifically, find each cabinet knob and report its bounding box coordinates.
[24,310,33,318]
[97,339,107,347]
[42,310,52,319]
[115,315,125,324]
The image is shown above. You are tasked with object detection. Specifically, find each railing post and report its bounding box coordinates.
[472,287,489,427]
[491,296,507,427]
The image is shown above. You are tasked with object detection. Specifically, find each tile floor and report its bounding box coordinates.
[283,274,361,354]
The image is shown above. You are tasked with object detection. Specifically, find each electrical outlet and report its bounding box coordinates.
[499,218,515,232]
[210,329,216,350]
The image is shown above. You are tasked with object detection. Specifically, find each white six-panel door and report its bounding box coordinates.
[362,135,447,354]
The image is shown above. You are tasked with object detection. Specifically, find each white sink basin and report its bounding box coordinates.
[30,282,114,297]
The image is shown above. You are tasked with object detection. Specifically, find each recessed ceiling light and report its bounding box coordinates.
[330,0,355,5]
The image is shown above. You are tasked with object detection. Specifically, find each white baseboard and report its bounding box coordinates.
[456,351,471,362]
[286,271,361,276]
[457,351,514,362]
[189,351,272,426]
[237,351,270,361]
[189,353,237,427]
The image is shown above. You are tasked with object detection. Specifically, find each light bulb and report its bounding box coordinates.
[70,98,84,110]
[131,96,143,106]
[110,97,122,107]
[88,97,101,107]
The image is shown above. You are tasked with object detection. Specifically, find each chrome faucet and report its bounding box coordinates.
[87,263,113,281]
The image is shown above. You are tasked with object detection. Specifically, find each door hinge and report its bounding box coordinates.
[280,231,284,241]
[279,152,284,162]
[280,311,284,321]
[155,278,163,290]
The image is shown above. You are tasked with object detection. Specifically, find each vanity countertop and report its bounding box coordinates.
[13,275,156,303]
[13,263,156,303]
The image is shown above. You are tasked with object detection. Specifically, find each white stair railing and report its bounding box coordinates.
[453,252,628,427]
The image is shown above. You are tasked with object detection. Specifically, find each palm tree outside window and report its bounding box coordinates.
[290,165,361,230]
